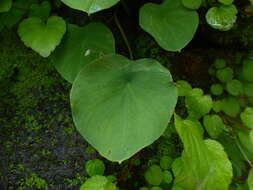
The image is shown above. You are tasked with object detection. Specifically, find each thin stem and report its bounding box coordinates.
[114,11,134,60]
[235,136,253,168]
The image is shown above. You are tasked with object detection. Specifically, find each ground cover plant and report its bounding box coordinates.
[1,0,253,189]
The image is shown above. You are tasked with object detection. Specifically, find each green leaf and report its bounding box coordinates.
[0,0,12,12]
[174,115,233,190]
[144,165,163,186]
[18,16,66,57]
[243,82,253,98]
[0,0,37,28]
[51,23,115,83]
[216,67,234,83]
[171,186,185,190]
[248,168,253,190]
[203,114,224,139]
[210,84,223,96]
[85,159,105,177]
[226,79,243,96]
[240,107,253,129]
[221,97,240,117]
[139,0,199,51]
[218,0,234,5]
[150,187,162,190]
[29,1,51,20]
[70,54,178,162]
[214,58,226,69]
[61,0,120,14]
[160,156,173,170]
[181,0,202,10]
[213,100,223,113]
[241,59,253,82]
[185,89,213,119]
[139,187,149,190]
[238,130,253,155]
[162,170,173,184]
[80,176,117,190]
[206,5,237,31]
[176,80,192,97]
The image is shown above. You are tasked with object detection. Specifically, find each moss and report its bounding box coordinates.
[17,173,48,190]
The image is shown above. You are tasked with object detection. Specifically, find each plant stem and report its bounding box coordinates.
[114,11,134,60]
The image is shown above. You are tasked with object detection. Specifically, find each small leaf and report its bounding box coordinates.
[181,0,202,10]
[226,79,243,96]
[51,23,115,83]
[243,82,253,97]
[160,156,173,170]
[241,59,253,82]
[216,67,234,83]
[176,80,192,97]
[29,1,51,20]
[61,0,120,14]
[144,165,164,186]
[221,97,240,117]
[139,0,199,51]
[218,0,234,5]
[85,159,105,177]
[80,176,117,190]
[0,0,12,12]
[213,100,223,113]
[162,170,173,184]
[70,54,177,162]
[214,58,226,69]
[185,89,213,119]
[240,107,253,129]
[18,16,66,57]
[203,114,224,139]
[210,84,223,96]
[206,5,237,31]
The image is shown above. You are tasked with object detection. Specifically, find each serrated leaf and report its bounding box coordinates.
[206,5,237,31]
[203,114,224,139]
[0,0,12,12]
[174,114,233,190]
[29,1,51,20]
[61,0,120,14]
[18,16,66,57]
[70,54,178,162]
[139,0,199,51]
[51,23,115,83]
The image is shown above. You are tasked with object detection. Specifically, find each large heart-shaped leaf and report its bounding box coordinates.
[51,23,115,83]
[61,0,120,14]
[139,0,199,52]
[70,54,178,162]
[18,16,66,57]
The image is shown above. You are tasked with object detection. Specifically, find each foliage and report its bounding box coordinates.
[70,54,177,162]
[85,159,106,177]
[139,0,199,52]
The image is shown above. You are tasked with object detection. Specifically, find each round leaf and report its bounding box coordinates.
[80,176,117,190]
[226,79,243,96]
[241,59,253,82]
[206,5,237,31]
[70,54,178,162]
[210,84,223,96]
[181,0,202,10]
[85,159,105,177]
[18,16,66,57]
[216,67,234,83]
[51,23,115,83]
[221,97,240,117]
[203,114,224,139]
[214,58,226,69]
[240,107,253,129]
[61,0,120,14]
[144,165,163,186]
[139,0,199,51]
[218,0,234,5]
